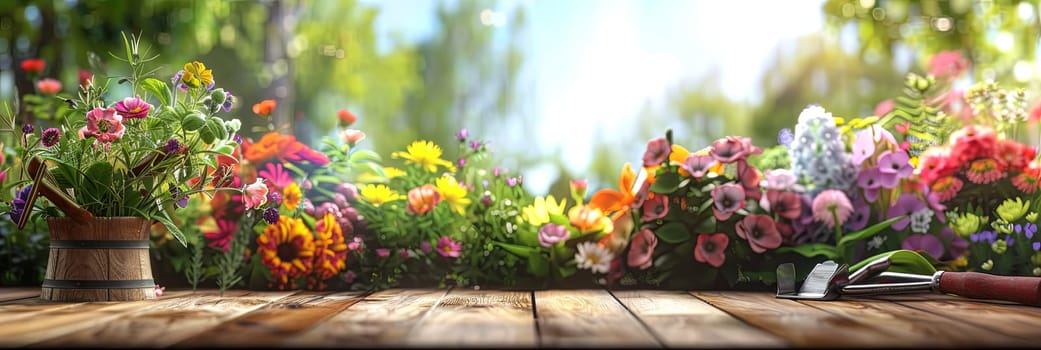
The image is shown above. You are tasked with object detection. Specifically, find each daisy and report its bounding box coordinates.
[965,158,1004,184]
[575,242,614,274]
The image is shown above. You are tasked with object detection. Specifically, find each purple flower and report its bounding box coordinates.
[888,194,927,230]
[538,223,570,248]
[21,124,33,135]
[481,195,492,207]
[1034,242,1040,251]
[170,187,189,208]
[680,154,716,178]
[857,167,883,202]
[878,151,913,177]
[761,169,799,191]
[507,177,518,187]
[711,183,745,222]
[1025,223,1038,239]
[9,186,32,222]
[165,139,182,153]
[470,140,482,151]
[456,128,469,142]
[641,194,669,222]
[902,234,944,259]
[41,128,61,147]
[233,134,243,144]
[267,191,283,206]
[343,270,356,284]
[941,228,968,259]
[222,92,233,112]
[336,183,359,202]
[262,207,280,224]
[845,197,870,231]
[420,241,433,254]
[172,70,189,91]
[457,158,466,168]
[114,96,152,119]
[777,128,794,147]
[850,129,876,166]
[642,137,670,167]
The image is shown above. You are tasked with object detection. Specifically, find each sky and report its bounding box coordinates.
[361,0,827,193]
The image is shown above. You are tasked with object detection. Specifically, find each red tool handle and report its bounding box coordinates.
[939,271,1041,306]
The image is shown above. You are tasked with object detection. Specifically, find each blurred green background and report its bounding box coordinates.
[2,0,1040,200]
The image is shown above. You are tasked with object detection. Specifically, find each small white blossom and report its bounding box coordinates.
[575,242,614,274]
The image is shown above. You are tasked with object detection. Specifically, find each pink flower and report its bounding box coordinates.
[376,248,390,258]
[737,161,762,201]
[204,218,237,252]
[736,214,782,254]
[1030,99,1041,124]
[642,137,670,167]
[641,194,669,222]
[570,179,588,200]
[928,50,970,80]
[902,234,944,260]
[710,136,761,164]
[995,139,1035,172]
[1012,165,1041,194]
[762,190,801,220]
[949,125,997,164]
[420,240,433,254]
[78,107,126,145]
[437,236,462,258]
[36,78,62,95]
[347,236,363,251]
[627,228,658,270]
[154,285,165,297]
[114,96,152,119]
[242,178,269,210]
[259,163,294,191]
[538,223,570,248]
[811,189,852,229]
[761,169,799,191]
[711,183,745,222]
[341,129,366,145]
[681,154,716,178]
[398,248,410,258]
[930,176,963,202]
[694,233,729,268]
[874,99,894,117]
[965,158,1004,184]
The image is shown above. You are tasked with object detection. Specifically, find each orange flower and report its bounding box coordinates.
[407,184,442,215]
[589,163,638,214]
[243,132,330,166]
[568,204,613,234]
[309,213,347,290]
[257,216,315,290]
[337,109,357,127]
[252,99,277,117]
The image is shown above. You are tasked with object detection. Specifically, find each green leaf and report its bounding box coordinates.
[181,113,207,132]
[155,210,187,247]
[548,213,569,226]
[849,249,937,275]
[654,222,690,243]
[140,78,171,106]
[775,243,839,260]
[558,265,578,278]
[836,215,906,263]
[527,250,550,277]
[349,150,383,163]
[649,172,681,193]
[493,241,537,257]
[206,117,228,141]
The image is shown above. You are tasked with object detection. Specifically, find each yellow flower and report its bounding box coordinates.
[392,140,454,173]
[181,61,214,88]
[522,195,567,226]
[435,176,471,215]
[256,216,314,289]
[568,204,613,234]
[383,166,406,179]
[360,184,404,206]
[282,182,302,211]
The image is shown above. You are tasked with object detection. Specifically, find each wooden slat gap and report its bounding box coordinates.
[686,291,784,340]
[530,290,541,349]
[605,288,667,348]
[400,286,454,340]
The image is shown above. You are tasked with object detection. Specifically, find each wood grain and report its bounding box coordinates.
[694,291,910,347]
[405,289,536,347]
[890,297,1041,340]
[286,288,449,347]
[0,287,40,302]
[175,291,366,347]
[535,289,660,348]
[612,290,786,348]
[43,217,154,301]
[29,290,294,348]
[0,295,179,347]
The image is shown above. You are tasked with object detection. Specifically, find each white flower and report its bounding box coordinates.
[867,235,887,251]
[910,208,934,233]
[574,241,614,274]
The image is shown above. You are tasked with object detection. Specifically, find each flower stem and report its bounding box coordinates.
[831,207,843,244]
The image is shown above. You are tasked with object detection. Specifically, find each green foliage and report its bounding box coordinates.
[879,73,957,156]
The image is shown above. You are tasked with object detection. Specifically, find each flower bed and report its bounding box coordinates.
[4,40,1041,292]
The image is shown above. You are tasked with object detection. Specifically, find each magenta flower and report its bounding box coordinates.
[78,107,126,145]
[627,228,658,270]
[736,214,782,253]
[857,167,883,202]
[941,228,967,258]
[642,137,670,167]
[114,96,152,119]
[437,236,462,258]
[537,223,570,248]
[456,128,469,142]
[41,128,60,147]
[845,197,870,231]
[420,241,433,254]
[681,154,716,178]
[641,194,669,222]
[259,163,294,191]
[694,233,729,268]
[710,136,761,164]
[877,150,913,184]
[203,218,237,252]
[888,194,926,230]
[711,183,745,221]
[762,190,801,220]
[901,234,944,259]
[242,178,269,210]
[811,189,852,229]
[376,248,390,258]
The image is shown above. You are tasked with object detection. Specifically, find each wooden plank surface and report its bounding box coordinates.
[535,289,660,348]
[693,291,912,347]
[31,290,296,348]
[175,291,366,348]
[800,296,1035,347]
[885,297,1041,340]
[405,289,536,347]
[612,290,786,348]
[286,288,450,347]
[0,287,40,302]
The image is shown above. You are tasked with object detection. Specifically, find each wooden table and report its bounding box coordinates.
[0,287,1037,347]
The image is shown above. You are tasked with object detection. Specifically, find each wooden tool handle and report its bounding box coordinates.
[939,271,1041,306]
[26,157,94,224]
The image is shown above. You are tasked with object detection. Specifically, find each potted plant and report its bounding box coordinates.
[6,34,241,301]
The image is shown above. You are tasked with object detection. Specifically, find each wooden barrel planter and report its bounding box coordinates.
[41,217,156,302]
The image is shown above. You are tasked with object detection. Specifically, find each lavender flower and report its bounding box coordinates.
[8,186,32,222]
[789,105,855,195]
[21,124,33,134]
[263,207,280,224]
[777,128,794,147]
[222,91,234,112]
[165,139,182,153]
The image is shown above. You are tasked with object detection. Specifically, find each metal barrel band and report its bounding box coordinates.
[49,239,150,249]
[42,279,156,289]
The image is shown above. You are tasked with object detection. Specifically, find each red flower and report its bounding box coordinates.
[337,109,357,127]
[252,99,277,116]
[627,228,658,270]
[694,233,729,268]
[995,139,1035,172]
[735,214,782,253]
[78,70,93,87]
[928,50,970,80]
[36,78,62,95]
[949,125,997,164]
[763,190,801,220]
[20,59,45,74]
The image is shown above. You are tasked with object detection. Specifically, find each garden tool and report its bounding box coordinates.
[776,257,1041,306]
